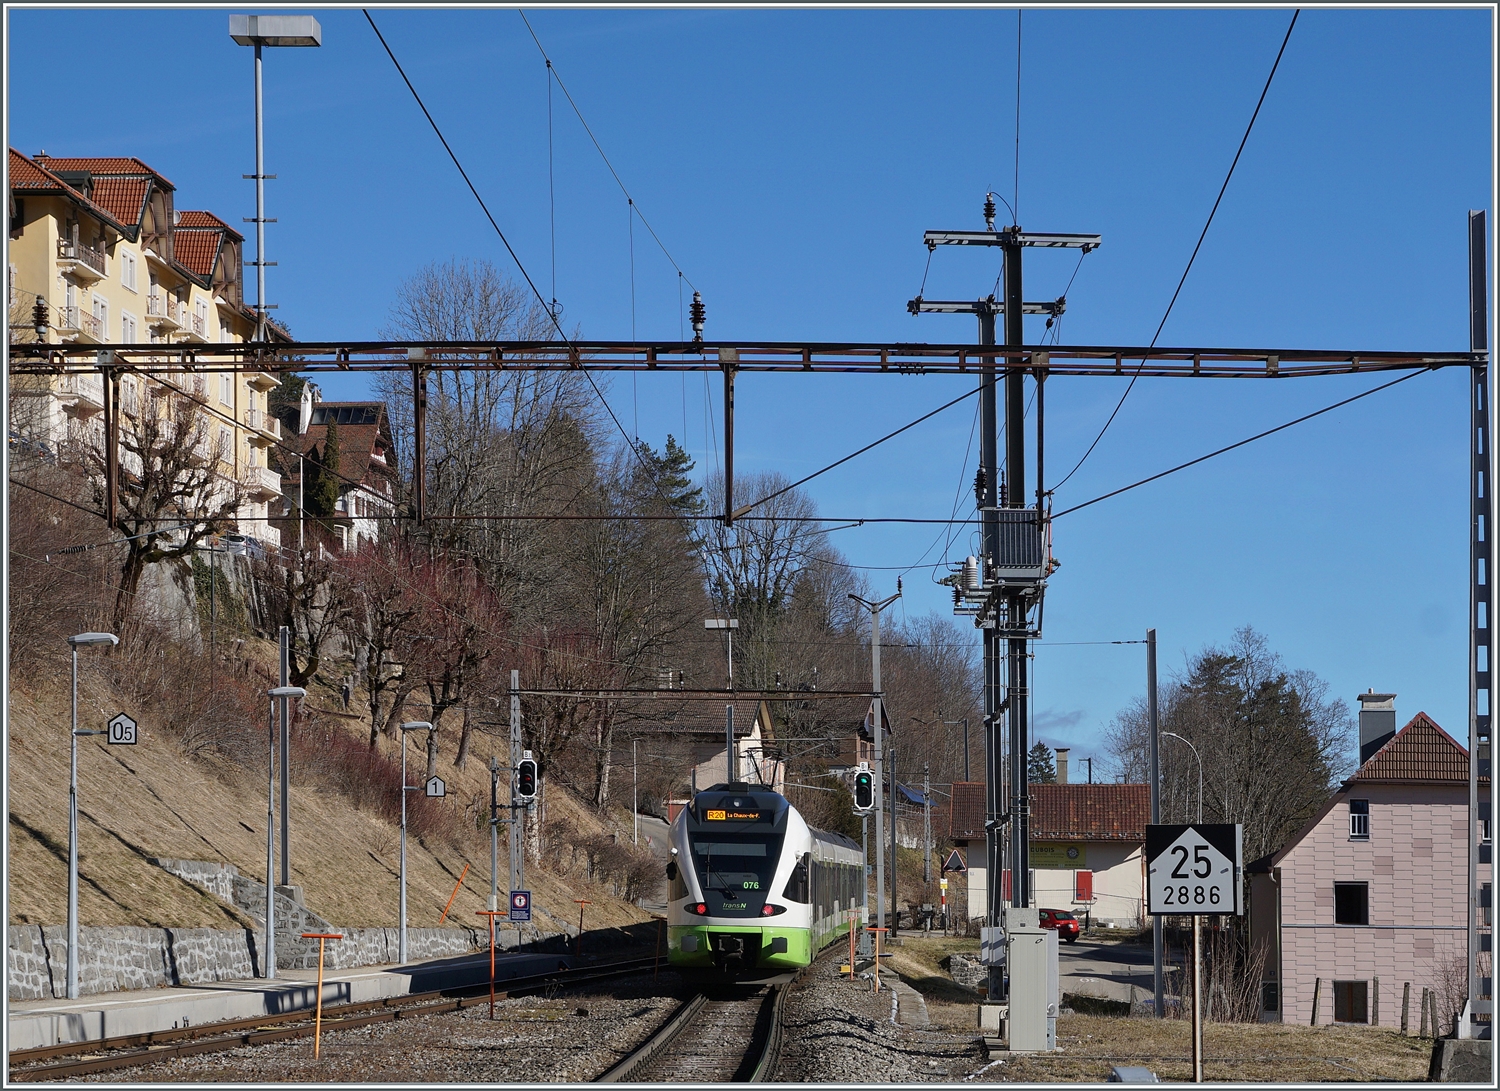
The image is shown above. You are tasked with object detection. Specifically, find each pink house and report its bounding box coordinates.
[1248,713,1491,1027]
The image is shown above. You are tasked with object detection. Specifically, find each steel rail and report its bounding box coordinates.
[6,340,1484,378]
[7,955,657,1081]
[594,986,782,1084]
[594,991,711,1083]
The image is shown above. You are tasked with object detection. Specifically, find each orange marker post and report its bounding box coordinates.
[573,899,591,957]
[866,927,888,993]
[848,911,856,981]
[438,862,470,925]
[475,910,503,1019]
[300,933,343,1059]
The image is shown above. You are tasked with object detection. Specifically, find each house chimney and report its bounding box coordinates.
[1055,747,1070,785]
[1357,690,1397,765]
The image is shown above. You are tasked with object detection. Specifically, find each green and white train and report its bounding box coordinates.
[666,782,865,975]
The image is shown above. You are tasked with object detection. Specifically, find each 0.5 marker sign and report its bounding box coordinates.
[1145,824,1242,915]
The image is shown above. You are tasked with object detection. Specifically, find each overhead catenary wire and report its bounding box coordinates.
[517,10,697,293]
[1051,365,1429,520]
[1051,8,1301,493]
[362,9,676,501]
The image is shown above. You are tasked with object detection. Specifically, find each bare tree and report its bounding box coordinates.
[84,389,245,635]
[338,543,422,748]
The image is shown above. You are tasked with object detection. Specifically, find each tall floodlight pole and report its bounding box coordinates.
[277,626,290,888]
[66,632,118,998]
[1148,629,1164,1018]
[851,587,901,931]
[229,15,321,341]
[1162,733,1204,823]
[398,721,432,963]
[264,686,305,980]
[1465,208,1491,1038]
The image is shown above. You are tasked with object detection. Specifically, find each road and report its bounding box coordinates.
[1057,937,1162,1006]
[636,814,671,914]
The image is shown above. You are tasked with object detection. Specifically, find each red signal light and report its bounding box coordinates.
[690,902,709,915]
[760,904,786,917]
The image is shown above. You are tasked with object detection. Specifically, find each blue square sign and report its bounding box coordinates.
[509,890,531,923]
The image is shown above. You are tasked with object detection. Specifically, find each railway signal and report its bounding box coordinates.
[852,763,874,813]
[516,753,538,800]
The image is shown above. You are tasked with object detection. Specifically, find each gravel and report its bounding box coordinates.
[71,974,688,1084]
[776,961,986,1083]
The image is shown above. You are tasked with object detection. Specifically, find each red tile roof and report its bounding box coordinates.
[172,230,221,278]
[1349,713,1485,784]
[949,781,986,841]
[1031,783,1150,841]
[88,176,150,225]
[10,148,70,191]
[176,210,240,237]
[31,155,173,188]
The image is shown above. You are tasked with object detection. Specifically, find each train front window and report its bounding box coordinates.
[691,836,783,916]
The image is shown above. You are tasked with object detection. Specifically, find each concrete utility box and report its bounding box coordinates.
[1006,914,1058,1051]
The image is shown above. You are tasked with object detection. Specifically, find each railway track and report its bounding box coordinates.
[596,979,791,1084]
[7,955,659,1082]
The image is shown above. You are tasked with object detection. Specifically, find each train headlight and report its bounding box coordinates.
[760,904,787,916]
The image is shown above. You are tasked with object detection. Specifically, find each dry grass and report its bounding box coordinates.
[984,1014,1433,1083]
[6,640,656,935]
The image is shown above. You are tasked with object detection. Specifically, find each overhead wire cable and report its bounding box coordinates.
[1014,9,1022,223]
[547,59,557,315]
[735,385,982,517]
[518,10,697,292]
[1051,366,1429,520]
[1052,8,1301,493]
[363,9,675,499]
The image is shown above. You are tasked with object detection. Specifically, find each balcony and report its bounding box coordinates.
[146,293,182,330]
[63,305,105,344]
[246,407,282,446]
[57,239,107,281]
[181,311,209,343]
[246,370,280,392]
[241,463,282,501]
[57,372,104,418]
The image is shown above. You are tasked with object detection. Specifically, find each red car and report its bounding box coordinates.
[1039,908,1080,942]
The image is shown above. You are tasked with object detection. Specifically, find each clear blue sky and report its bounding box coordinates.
[8,5,1493,774]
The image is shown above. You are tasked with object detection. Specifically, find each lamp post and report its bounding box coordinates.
[1161,732,1204,823]
[944,718,971,782]
[399,721,433,963]
[228,14,321,342]
[65,631,118,999]
[705,619,739,782]
[264,686,305,980]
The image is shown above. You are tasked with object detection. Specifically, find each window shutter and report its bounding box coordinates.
[1075,869,1094,902]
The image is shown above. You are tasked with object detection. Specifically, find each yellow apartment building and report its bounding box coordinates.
[7,148,287,546]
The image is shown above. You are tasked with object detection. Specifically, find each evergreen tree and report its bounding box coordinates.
[306,419,342,522]
[632,434,703,516]
[1027,741,1057,784]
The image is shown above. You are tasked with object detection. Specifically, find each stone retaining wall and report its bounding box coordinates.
[8,925,259,1001]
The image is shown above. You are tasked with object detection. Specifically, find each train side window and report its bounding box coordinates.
[783,851,811,903]
[667,858,689,902]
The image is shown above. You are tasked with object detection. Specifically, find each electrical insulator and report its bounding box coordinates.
[690,291,706,343]
[952,585,962,608]
[984,193,996,231]
[974,467,986,505]
[32,295,49,340]
[853,765,875,813]
[963,555,980,593]
[997,482,1007,507]
[516,754,538,800]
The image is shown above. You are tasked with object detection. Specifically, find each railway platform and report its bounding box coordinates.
[7,947,574,1052]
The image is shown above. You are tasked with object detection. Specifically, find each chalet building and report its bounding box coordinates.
[1247,709,1492,1026]
[274,384,397,552]
[948,778,1149,928]
[8,148,286,545]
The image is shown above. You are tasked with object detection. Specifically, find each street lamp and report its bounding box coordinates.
[399,721,433,963]
[229,14,321,342]
[944,718,971,782]
[65,631,118,999]
[264,686,305,979]
[1160,732,1204,823]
